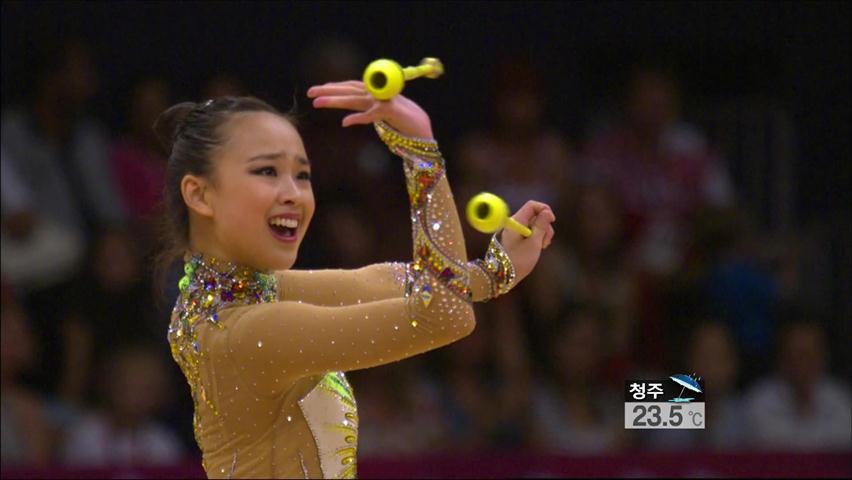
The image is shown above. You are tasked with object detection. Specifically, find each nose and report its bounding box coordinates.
[275,175,302,205]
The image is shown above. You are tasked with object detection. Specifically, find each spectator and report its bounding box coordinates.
[1,36,127,397]
[685,207,779,381]
[456,55,571,257]
[315,200,378,269]
[1,35,125,256]
[581,63,734,278]
[436,297,531,451]
[580,63,737,371]
[641,321,748,451]
[1,290,54,465]
[687,322,747,449]
[61,345,184,467]
[457,55,572,212]
[1,147,85,292]
[0,147,35,237]
[351,362,447,458]
[61,228,162,406]
[525,182,636,384]
[296,37,409,267]
[743,320,852,451]
[202,72,247,99]
[530,303,625,454]
[109,76,170,242]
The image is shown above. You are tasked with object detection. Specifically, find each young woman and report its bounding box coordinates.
[155,79,555,478]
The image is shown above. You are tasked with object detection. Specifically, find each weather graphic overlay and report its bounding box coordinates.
[625,374,705,429]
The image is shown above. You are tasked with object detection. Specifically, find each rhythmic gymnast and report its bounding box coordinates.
[157,58,556,478]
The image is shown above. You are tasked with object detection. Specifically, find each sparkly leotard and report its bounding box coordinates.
[168,122,516,478]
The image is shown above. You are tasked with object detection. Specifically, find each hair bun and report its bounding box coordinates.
[152,101,197,152]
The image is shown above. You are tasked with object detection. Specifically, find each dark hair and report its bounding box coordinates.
[151,96,294,295]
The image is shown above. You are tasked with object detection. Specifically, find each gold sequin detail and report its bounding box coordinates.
[167,253,278,446]
[375,122,473,311]
[476,233,517,295]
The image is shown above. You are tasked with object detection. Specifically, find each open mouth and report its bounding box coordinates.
[268,217,299,242]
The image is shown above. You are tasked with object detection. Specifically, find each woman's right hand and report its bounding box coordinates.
[499,200,556,285]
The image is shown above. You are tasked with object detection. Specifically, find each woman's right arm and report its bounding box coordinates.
[275,251,505,306]
[226,292,474,396]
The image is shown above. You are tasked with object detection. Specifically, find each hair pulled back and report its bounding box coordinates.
[151,96,292,294]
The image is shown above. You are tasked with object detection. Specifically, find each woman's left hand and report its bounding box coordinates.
[500,200,556,286]
[308,81,434,139]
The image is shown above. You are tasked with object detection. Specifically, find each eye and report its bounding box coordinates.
[297,171,312,181]
[253,167,277,177]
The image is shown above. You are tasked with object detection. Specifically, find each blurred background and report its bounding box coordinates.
[1,1,850,478]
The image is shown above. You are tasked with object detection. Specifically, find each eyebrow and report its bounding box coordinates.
[247,151,311,166]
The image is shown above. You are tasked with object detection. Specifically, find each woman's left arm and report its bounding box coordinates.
[278,80,554,307]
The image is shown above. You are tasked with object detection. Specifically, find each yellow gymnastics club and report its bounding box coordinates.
[466,192,533,238]
[363,57,444,100]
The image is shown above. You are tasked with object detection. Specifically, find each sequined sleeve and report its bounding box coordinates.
[274,121,509,306]
[278,261,497,305]
[226,122,488,396]
[275,263,409,306]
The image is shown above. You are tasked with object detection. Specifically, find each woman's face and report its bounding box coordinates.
[205,111,315,271]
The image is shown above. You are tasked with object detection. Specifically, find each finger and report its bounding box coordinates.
[513,208,554,236]
[530,209,555,245]
[311,80,366,90]
[512,201,554,225]
[307,84,366,98]
[511,202,539,226]
[543,225,555,249]
[332,80,366,89]
[541,225,553,250]
[341,104,382,127]
[312,95,374,112]
[532,203,555,221]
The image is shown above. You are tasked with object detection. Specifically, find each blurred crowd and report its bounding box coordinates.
[1,35,849,470]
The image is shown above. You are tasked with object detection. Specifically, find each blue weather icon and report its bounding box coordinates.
[669,374,702,403]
